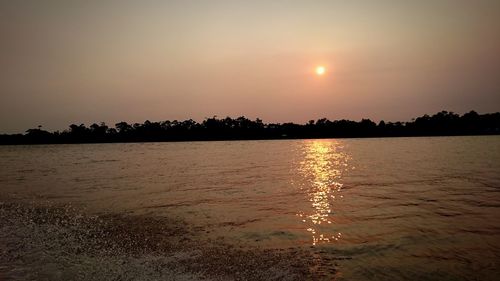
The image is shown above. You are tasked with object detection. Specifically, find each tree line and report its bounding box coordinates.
[1,110,499,145]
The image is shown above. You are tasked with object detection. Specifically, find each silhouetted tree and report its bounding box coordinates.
[2,110,499,145]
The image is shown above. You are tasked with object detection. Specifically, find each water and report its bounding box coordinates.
[1,136,499,280]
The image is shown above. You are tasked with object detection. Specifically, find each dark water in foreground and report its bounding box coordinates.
[1,136,499,280]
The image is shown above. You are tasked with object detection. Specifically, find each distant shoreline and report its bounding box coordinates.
[1,110,499,145]
[0,133,499,146]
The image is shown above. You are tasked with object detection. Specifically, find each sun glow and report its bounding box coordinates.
[315,66,326,76]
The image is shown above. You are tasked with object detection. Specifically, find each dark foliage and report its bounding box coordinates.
[1,111,499,145]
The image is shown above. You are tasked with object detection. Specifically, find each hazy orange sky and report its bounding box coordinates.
[1,0,500,133]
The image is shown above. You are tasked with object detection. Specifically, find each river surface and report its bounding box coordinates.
[1,136,499,280]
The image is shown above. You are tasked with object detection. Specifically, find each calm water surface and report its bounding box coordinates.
[1,136,499,280]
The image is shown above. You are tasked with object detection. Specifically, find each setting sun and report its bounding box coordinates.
[316,66,326,76]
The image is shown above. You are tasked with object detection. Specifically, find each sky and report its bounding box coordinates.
[1,0,499,133]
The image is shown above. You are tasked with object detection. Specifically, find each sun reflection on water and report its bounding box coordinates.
[295,140,350,246]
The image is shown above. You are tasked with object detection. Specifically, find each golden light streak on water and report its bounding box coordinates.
[295,140,350,246]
